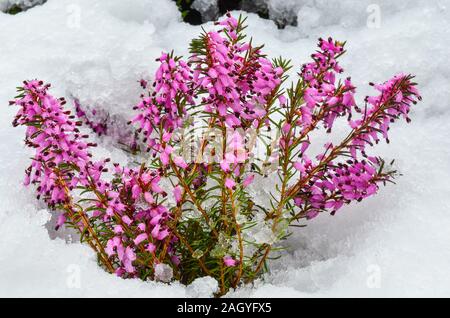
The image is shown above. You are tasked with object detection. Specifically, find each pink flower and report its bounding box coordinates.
[133,233,148,245]
[144,192,154,204]
[123,247,136,273]
[293,161,305,173]
[156,229,169,240]
[173,156,188,169]
[160,151,170,166]
[122,215,133,226]
[131,184,141,199]
[282,123,291,134]
[138,223,146,231]
[173,186,182,204]
[171,255,181,266]
[146,243,156,253]
[114,225,124,234]
[225,178,236,190]
[55,213,66,231]
[151,224,166,240]
[220,159,230,172]
[306,210,319,220]
[223,256,237,267]
[243,174,255,188]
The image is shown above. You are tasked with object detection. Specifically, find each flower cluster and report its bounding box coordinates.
[294,158,384,219]
[12,80,175,278]
[102,165,177,277]
[191,14,283,130]
[349,74,421,158]
[12,80,93,207]
[132,53,193,159]
[289,48,421,220]
[299,37,356,131]
[10,15,422,296]
[74,99,108,136]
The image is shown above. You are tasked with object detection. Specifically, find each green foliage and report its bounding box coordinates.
[5,5,23,15]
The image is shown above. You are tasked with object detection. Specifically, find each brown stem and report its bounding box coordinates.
[251,245,272,281]
[56,174,115,273]
[219,263,226,296]
[159,190,188,262]
[228,188,244,288]
[171,228,212,276]
[170,159,219,237]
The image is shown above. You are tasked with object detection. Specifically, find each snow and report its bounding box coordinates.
[186,277,219,298]
[1,0,450,297]
[265,0,433,29]
[154,263,174,283]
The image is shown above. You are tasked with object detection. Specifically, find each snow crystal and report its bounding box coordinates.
[154,263,174,283]
[186,277,219,298]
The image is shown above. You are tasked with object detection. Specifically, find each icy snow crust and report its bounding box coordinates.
[1,0,449,297]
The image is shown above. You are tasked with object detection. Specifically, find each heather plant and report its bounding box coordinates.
[10,14,421,296]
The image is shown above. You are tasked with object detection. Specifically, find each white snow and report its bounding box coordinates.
[186,276,219,298]
[154,263,174,283]
[1,0,450,297]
